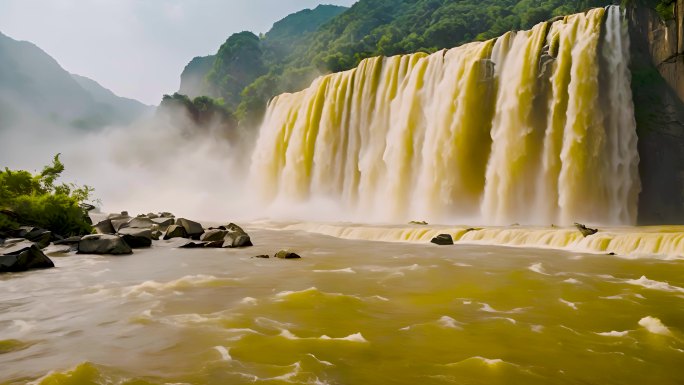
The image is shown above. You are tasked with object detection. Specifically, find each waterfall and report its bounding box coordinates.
[250,6,640,225]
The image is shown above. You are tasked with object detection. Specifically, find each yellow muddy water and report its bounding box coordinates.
[1,224,683,384]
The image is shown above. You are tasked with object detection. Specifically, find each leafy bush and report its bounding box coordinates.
[0,154,94,236]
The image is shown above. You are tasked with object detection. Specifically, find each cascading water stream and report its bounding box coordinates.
[250,6,640,226]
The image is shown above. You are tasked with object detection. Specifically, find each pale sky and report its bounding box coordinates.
[0,0,357,105]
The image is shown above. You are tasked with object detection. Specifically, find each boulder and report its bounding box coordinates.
[12,227,53,249]
[163,225,188,240]
[108,212,130,220]
[118,228,152,248]
[175,218,204,239]
[110,218,131,232]
[200,229,228,242]
[78,234,132,255]
[223,232,253,248]
[93,219,115,235]
[128,217,156,229]
[159,212,174,218]
[275,250,301,259]
[219,223,253,248]
[150,230,162,241]
[254,255,270,259]
[431,234,454,245]
[146,213,159,219]
[0,244,54,272]
[574,223,598,237]
[409,221,428,225]
[152,217,175,231]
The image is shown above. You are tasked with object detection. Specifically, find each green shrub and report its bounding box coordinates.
[0,154,94,236]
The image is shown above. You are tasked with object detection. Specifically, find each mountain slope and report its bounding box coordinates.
[176,4,348,113]
[0,31,149,130]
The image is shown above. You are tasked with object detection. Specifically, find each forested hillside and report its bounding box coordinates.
[172,0,642,129]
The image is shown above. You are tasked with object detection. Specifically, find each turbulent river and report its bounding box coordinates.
[1,223,683,385]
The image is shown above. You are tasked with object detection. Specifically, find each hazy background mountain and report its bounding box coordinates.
[0,31,151,131]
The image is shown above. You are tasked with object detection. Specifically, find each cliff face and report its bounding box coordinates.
[629,1,684,224]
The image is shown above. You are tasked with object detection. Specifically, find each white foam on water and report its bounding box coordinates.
[479,303,525,314]
[437,316,464,329]
[281,330,368,343]
[564,278,581,284]
[275,287,319,298]
[531,325,544,333]
[528,263,549,275]
[626,276,684,293]
[446,357,507,368]
[596,330,630,337]
[560,299,578,310]
[313,268,356,274]
[639,316,672,336]
[490,317,517,324]
[121,275,239,298]
[306,353,334,367]
[213,346,232,361]
[240,297,258,305]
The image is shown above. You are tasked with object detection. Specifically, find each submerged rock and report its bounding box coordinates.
[78,234,132,255]
[409,221,428,225]
[53,236,82,245]
[164,225,188,240]
[0,243,54,272]
[275,250,301,259]
[254,255,270,259]
[431,234,454,245]
[574,223,598,237]
[118,228,152,248]
[178,241,206,249]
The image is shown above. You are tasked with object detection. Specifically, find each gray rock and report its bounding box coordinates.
[128,217,156,229]
[94,219,116,235]
[275,250,301,259]
[204,241,224,248]
[163,225,188,240]
[223,232,253,248]
[118,228,152,248]
[159,212,175,218]
[0,244,54,272]
[151,217,175,231]
[409,221,428,225]
[146,213,159,219]
[78,234,132,255]
[175,218,204,239]
[225,223,247,234]
[110,218,131,232]
[15,227,52,249]
[151,230,162,241]
[431,234,454,245]
[574,223,598,237]
[254,255,270,259]
[200,229,228,242]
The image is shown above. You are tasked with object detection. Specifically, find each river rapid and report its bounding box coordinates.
[1,223,683,384]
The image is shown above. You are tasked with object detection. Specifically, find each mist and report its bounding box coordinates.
[0,105,263,222]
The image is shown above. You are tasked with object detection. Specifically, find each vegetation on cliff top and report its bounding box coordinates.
[175,0,623,130]
[0,155,93,235]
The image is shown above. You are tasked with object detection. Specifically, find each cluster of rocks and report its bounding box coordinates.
[0,210,257,273]
[89,211,254,253]
[0,226,69,272]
